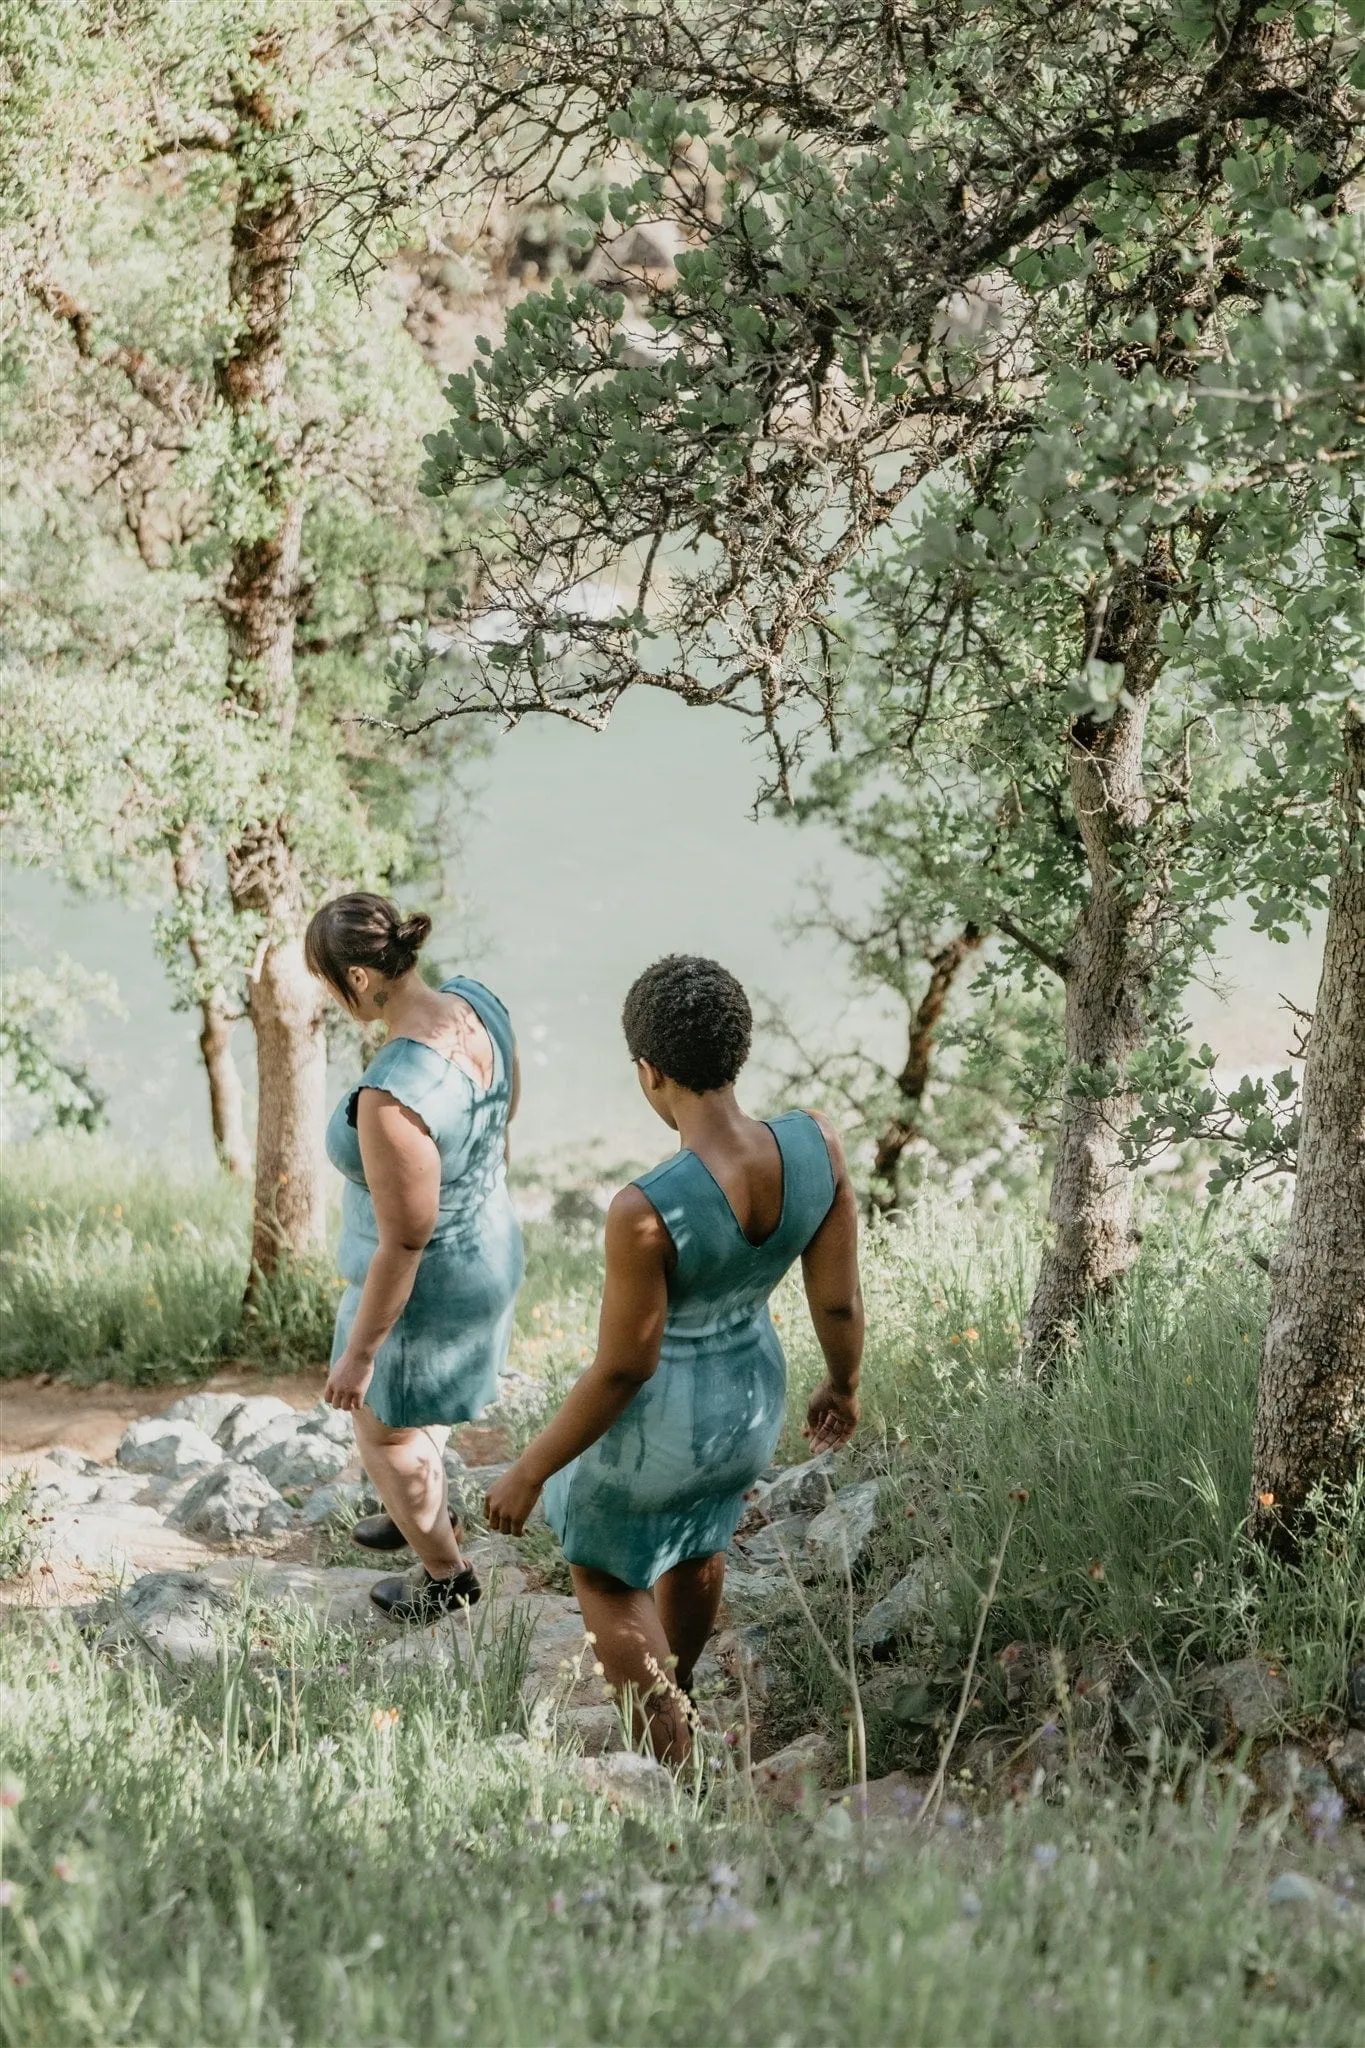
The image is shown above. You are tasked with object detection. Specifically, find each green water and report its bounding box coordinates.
[2,690,1323,1168]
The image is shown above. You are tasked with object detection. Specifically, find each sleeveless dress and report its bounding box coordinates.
[544,1111,836,1589]
[324,977,525,1430]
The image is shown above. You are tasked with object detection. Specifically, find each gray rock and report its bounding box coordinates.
[300,1403,353,1447]
[1347,1664,1365,1730]
[1193,1658,1292,1748]
[1257,1744,1309,1808]
[568,1750,673,1808]
[162,1392,249,1436]
[171,1463,293,1543]
[762,1453,836,1520]
[750,1731,833,1812]
[854,1559,944,1656]
[244,1427,349,1493]
[94,1570,232,1666]
[805,1482,881,1572]
[740,1515,812,1568]
[300,1480,366,1526]
[46,1446,98,1474]
[723,1566,784,1608]
[1115,1667,1181,1746]
[563,1703,626,1756]
[213,1396,294,1455]
[1328,1728,1365,1813]
[116,1418,223,1478]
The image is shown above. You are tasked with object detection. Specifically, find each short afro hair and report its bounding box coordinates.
[622,955,752,1093]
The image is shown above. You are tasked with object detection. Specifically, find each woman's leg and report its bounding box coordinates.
[569,1563,693,1764]
[655,1551,727,1692]
[353,1410,465,1579]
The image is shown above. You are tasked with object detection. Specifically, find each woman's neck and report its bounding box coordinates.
[671,1087,752,1153]
[378,971,436,1035]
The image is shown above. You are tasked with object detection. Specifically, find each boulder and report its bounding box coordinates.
[1327,1729,1365,1814]
[1257,1744,1309,1808]
[805,1482,881,1572]
[171,1464,293,1543]
[231,1412,349,1491]
[94,1569,232,1666]
[826,1769,927,1824]
[162,1392,249,1437]
[762,1453,837,1520]
[300,1403,353,1447]
[116,1418,223,1478]
[563,1703,627,1756]
[722,1566,784,1609]
[568,1749,672,1808]
[750,1731,834,1813]
[300,1480,367,1526]
[853,1559,944,1656]
[1193,1658,1292,1748]
[213,1397,295,1456]
[740,1515,812,1568]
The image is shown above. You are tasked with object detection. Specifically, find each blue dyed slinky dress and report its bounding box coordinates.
[544,1110,836,1589]
[325,976,525,1430]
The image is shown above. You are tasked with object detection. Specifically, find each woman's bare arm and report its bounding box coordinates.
[799,1115,864,1450]
[324,1091,440,1412]
[485,1186,669,1534]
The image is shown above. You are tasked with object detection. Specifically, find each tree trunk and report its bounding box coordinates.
[1249,709,1365,1550]
[217,37,327,1284]
[198,993,251,1178]
[243,908,328,1277]
[1024,548,1173,1365]
[871,924,983,1211]
[172,829,250,1177]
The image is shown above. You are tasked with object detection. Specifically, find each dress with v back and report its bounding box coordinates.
[325,976,524,1430]
[543,1110,836,1589]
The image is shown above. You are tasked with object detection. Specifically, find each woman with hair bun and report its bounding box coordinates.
[305,892,524,1623]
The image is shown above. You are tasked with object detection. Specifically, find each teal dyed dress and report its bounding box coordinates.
[544,1111,836,1589]
[325,977,525,1430]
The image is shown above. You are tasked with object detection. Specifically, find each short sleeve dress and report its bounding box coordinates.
[324,976,525,1430]
[544,1110,836,1589]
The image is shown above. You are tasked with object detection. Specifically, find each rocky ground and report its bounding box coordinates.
[4,1381,1364,1834]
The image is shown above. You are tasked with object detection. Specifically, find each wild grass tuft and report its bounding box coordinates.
[2,1611,1363,2046]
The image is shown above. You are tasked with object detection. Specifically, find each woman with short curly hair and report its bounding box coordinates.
[487,953,863,1762]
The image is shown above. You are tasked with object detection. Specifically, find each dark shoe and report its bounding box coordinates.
[352,1509,460,1553]
[369,1567,482,1624]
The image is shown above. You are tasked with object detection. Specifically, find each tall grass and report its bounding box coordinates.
[768,1191,1365,1755]
[0,1139,599,1386]
[2,1610,1364,2047]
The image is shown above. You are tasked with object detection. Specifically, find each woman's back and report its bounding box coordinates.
[634,1110,836,1337]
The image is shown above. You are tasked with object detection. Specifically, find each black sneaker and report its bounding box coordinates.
[369,1567,482,1623]
[351,1509,461,1553]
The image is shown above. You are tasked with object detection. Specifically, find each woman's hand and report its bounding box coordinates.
[324,1349,375,1413]
[485,1461,543,1537]
[802,1378,860,1452]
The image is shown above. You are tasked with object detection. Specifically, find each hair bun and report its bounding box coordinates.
[397,911,433,951]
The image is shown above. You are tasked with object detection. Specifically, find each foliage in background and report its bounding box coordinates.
[364,1,1364,1398]
[0,942,122,1137]
[0,0,486,1230]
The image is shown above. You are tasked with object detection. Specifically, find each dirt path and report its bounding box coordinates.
[0,1370,328,1465]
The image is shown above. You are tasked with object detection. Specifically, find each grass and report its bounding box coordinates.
[3,1144,1365,2040]
[2,1605,1364,2047]
[761,1195,1365,1764]
[0,1139,600,1388]
[0,1472,39,1579]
